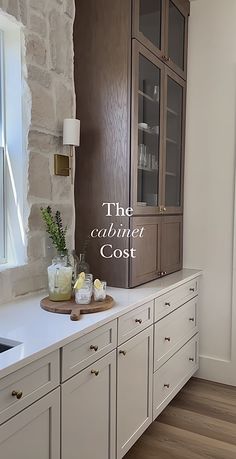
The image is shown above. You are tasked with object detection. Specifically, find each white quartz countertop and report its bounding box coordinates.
[0,268,201,379]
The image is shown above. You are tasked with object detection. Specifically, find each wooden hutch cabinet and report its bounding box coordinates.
[74,0,190,287]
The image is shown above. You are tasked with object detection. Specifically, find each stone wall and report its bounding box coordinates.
[0,0,75,304]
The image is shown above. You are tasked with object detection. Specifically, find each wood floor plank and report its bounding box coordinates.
[125,422,236,459]
[124,378,236,459]
[158,405,236,446]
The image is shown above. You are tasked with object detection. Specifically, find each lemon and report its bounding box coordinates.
[79,271,86,280]
[94,279,102,290]
[74,277,84,290]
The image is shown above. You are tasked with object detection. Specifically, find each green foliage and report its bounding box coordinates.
[40,206,68,255]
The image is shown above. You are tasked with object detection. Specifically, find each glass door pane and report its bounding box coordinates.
[168,1,185,71]
[137,55,161,208]
[139,0,162,51]
[165,75,183,208]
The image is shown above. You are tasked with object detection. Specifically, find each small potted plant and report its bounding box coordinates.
[41,207,72,302]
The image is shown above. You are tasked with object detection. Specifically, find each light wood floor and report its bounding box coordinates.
[125,378,236,459]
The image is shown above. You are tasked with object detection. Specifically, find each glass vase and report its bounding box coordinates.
[47,254,73,302]
[77,253,90,275]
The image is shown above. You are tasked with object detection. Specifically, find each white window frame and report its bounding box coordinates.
[0,30,6,264]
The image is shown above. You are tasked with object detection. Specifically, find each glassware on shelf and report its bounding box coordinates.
[153,85,159,102]
[152,155,158,170]
[94,280,107,302]
[77,253,90,275]
[47,254,73,302]
[138,144,146,168]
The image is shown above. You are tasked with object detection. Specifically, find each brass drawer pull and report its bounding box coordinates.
[190,288,195,292]
[135,318,142,324]
[189,357,194,362]
[165,302,171,306]
[165,337,171,342]
[119,350,126,356]
[90,345,98,352]
[12,390,23,400]
[164,383,170,388]
[91,369,99,376]
[189,317,195,322]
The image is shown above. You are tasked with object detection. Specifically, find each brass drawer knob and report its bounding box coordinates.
[164,383,170,388]
[189,317,195,322]
[12,390,23,400]
[90,344,98,352]
[189,288,195,292]
[119,350,126,356]
[163,207,167,212]
[189,357,194,362]
[91,369,99,376]
[165,302,171,306]
[135,318,142,324]
[165,337,171,342]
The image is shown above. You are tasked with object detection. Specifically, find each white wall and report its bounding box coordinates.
[184,0,236,385]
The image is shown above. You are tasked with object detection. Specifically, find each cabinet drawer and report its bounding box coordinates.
[61,320,117,381]
[118,301,153,345]
[155,277,199,321]
[0,350,59,425]
[153,334,199,420]
[154,297,198,370]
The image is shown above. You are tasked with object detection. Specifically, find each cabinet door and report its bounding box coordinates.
[131,41,164,215]
[132,0,165,60]
[117,327,153,459]
[130,216,161,287]
[163,67,186,214]
[0,389,60,459]
[165,0,189,79]
[161,215,183,275]
[62,351,116,459]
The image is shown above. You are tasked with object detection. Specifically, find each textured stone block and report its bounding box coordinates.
[27,231,46,261]
[52,174,72,202]
[6,0,19,19]
[29,0,46,14]
[19,0,27,25]
[64,0,74,19]
[26,33,47,66]
[30,81,56,131]
[28,64,52,88]
[30,13,47,37]
[55,80,74,130]
[28,203,47,231]
[28,130,61,154]
[49,10,71,74]
[28,152,52,200]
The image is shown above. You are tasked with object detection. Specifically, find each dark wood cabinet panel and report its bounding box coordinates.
[161,215,183,275]
[130,217,161,287]
[74,0,131,287]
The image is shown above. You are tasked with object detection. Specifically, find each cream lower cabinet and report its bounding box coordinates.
[61,350,116,459]
[0,388,60,459]
[117,327,153,459]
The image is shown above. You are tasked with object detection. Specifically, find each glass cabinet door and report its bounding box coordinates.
[163,68,185,213]
[132,0,164,60]
[131,42,164,213]
[167,0,188,78]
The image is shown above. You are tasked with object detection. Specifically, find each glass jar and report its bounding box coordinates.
[77,253,90,275]
[47,254,73,302]
[75,278,92,305]
[94,281,107,302]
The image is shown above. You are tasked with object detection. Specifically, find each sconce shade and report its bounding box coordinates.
[63,118,80,146]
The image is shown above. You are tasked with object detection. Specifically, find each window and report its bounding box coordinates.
[0,31,5,263]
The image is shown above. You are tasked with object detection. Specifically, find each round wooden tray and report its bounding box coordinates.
[40,295,114,321]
